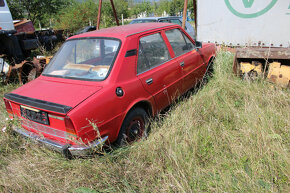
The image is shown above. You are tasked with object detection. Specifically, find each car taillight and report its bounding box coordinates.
[64,116,77,139]
[4,99,13,118]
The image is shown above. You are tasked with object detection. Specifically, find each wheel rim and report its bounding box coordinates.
[125,116,145,143]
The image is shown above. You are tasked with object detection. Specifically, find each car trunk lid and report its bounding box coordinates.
[9,77,102,112]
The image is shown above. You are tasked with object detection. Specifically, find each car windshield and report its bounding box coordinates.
[43,38,120,81]
[131,19,157,24]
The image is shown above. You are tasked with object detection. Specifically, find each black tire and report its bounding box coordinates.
[115,107,149,146]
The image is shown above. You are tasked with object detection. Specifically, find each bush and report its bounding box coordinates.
[54,0,129,33]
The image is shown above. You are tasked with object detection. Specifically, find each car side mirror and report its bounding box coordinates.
[195,41,202,50]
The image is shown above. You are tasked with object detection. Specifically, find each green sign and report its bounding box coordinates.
[225,0,278,18]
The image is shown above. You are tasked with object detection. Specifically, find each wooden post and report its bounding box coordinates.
[182,0,188,29]
[110,0,119,26]
[97,0,102,30]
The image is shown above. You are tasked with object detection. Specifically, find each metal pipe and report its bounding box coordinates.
[182,0,188,29]
[97,0,102,30]
[110,0,119,26]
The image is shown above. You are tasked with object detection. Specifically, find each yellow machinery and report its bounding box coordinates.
[267,62,290,88]
[234,48,290,88]
[239,61,263,78]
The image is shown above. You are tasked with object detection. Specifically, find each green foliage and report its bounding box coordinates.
[156,0,171,16]
[114,0,129,20]
[54,0,98,32]
[7,0,72,27]
[54,0,129,33]
[129,0,196,18]
[73,187,98,193]
[130,1,153,17]
[169,0,183,16]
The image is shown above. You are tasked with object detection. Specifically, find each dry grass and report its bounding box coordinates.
[0,50,289,192]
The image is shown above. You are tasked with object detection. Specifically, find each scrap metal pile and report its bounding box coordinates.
[0,18,64,84]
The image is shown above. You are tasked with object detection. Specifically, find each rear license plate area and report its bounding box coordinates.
[20,106,49,125]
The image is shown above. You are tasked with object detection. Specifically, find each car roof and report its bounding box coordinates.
[69,23,177,40]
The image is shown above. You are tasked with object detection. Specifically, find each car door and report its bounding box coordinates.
[164,28,204,94]
[136,31,183,112]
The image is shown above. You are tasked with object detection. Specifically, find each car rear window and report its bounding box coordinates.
[43,38,120,81]
[137,33,171,74]
[0,0,5,7]
[165,29,194,57]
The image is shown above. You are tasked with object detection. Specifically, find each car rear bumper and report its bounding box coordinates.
[12,127,108,157]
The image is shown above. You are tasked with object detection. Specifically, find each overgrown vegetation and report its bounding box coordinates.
[7,0,72,25]
[7,0,194,33]
[54,0,129,32]
[0,50,289,192]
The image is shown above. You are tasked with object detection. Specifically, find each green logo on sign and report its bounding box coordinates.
[242,0,255,8]
[225,0,278,18]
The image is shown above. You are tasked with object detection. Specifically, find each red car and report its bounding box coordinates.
[3,23,216,157]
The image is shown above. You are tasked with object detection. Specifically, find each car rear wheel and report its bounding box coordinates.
[115,107,149,146]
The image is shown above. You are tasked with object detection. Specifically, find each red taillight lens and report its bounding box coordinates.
[4,99,13,118]
[64,116,77,138]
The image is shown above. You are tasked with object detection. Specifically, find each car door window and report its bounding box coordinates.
[137,33,171,74]
[165,29,194,57]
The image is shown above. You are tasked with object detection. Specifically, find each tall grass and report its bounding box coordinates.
[0,50,289,192]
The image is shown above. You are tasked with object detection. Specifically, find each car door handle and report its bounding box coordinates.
[146,78,153,85]
[180,61,185,67]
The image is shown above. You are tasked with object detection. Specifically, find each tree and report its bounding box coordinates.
[156,0,170,16]
[7,0,71,26]
[169,0,183,16]
[54,0,129,32]
[114,0,129,19]
[130,1,153,18]
[54,0,98,32]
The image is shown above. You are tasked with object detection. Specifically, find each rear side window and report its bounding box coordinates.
[0,0,5,7]
[165,29,195,57]
[137,33,171,74]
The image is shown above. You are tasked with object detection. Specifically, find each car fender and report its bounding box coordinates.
[116,96,155,131]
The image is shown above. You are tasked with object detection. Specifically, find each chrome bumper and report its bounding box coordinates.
[13,127,108,157]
